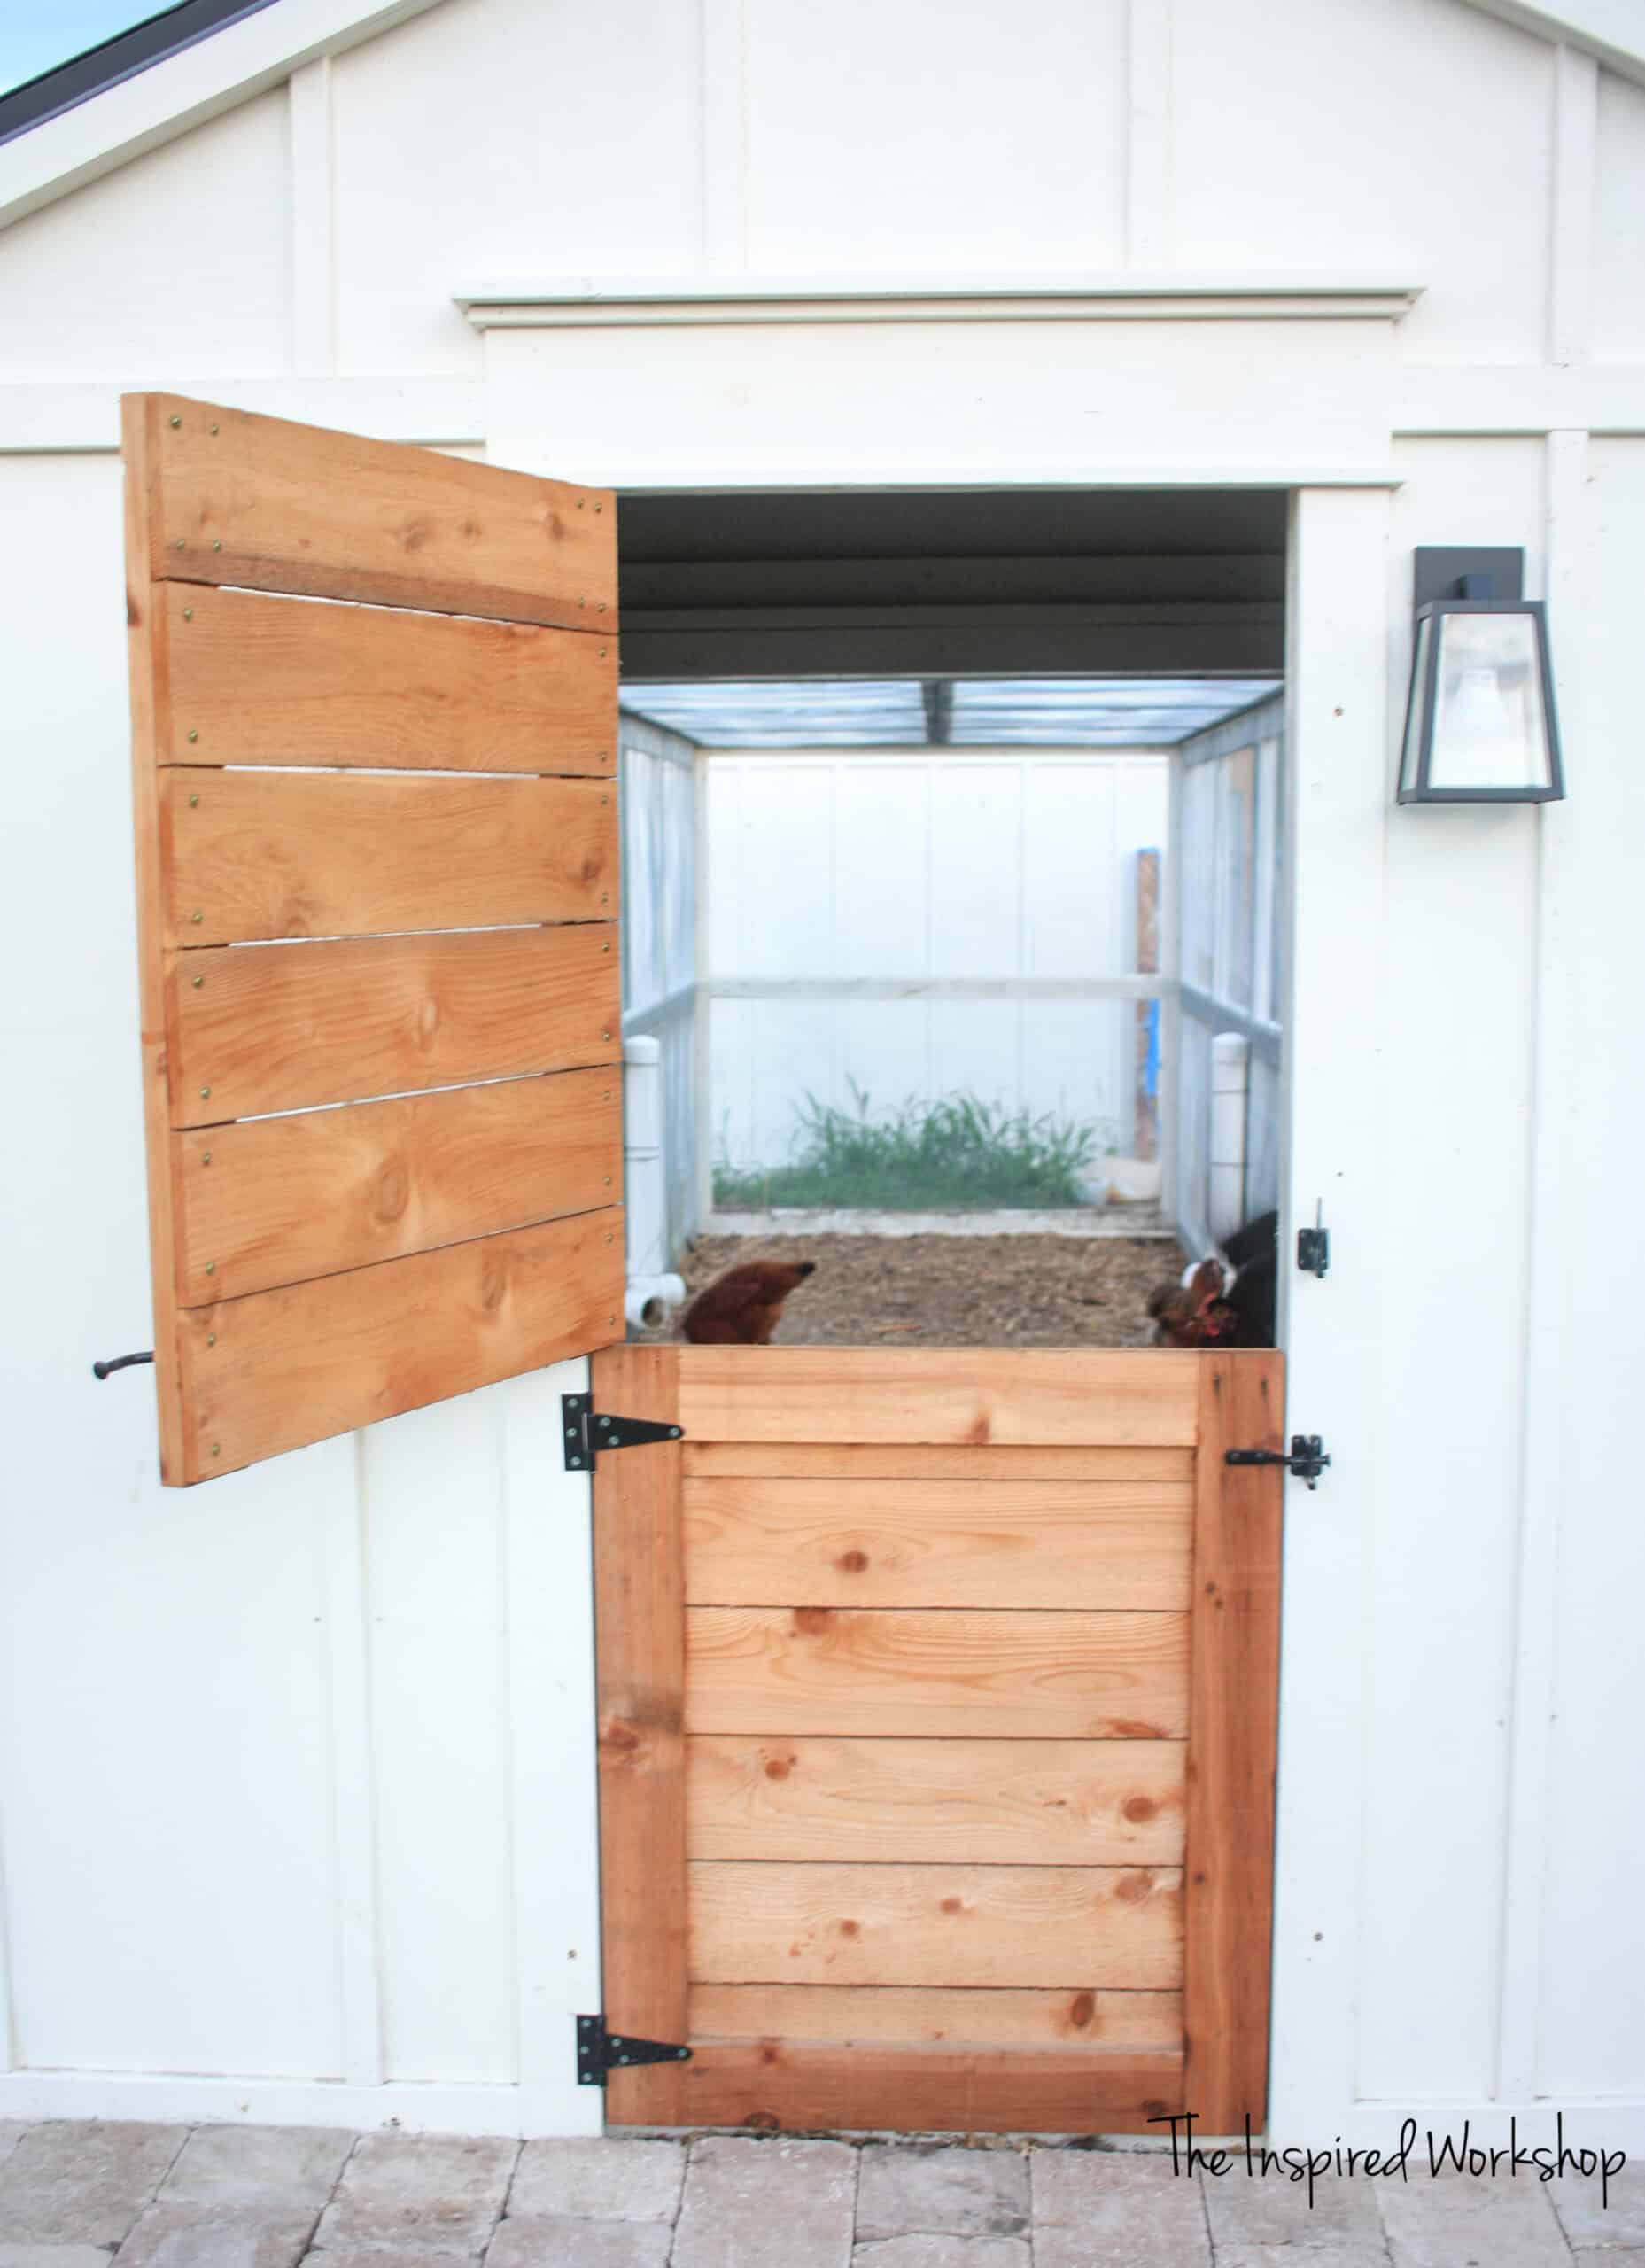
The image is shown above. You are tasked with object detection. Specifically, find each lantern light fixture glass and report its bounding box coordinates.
[1399,549,1564,804]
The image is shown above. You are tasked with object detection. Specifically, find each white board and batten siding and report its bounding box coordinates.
[1,0,1643,2150]
[703,750,1168,1192]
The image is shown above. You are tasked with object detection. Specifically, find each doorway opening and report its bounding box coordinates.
[614,486,1288,1351]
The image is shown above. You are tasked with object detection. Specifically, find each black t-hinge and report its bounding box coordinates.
[562,1391,685,1472]
[577,2014,693,2085]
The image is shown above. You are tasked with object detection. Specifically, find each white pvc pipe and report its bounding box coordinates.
[623,1035,666,1280]
[1208,1031,1250,1244]
[625,1273,688,1331]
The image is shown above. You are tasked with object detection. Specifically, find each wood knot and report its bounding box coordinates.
[940,1897,965,1915]
[836,1550,870,1574]
[838,1918,860,1938]
[1123,1796,1157,1823]
[1113,1871,1152,1903]
[793,1607,834,1635]
[373,1161,409,1224]
[763,1753,794,1781]
[1067,1992,1096,2030]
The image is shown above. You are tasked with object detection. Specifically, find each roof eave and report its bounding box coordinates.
[0,0,448,233]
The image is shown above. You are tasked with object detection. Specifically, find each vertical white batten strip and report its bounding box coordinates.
[0,1803,15,2072]
[1547,45,1597,369]
[500,1359,604,2132]
[1126,0,1175,268]
[288,57,336,379]
[1495,428,1588,2103]
[1267,486,1392,2143]
[699,0,749,271]
[322,1435,384,2085]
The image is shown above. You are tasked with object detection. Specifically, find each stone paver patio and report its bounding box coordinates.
[0,2121,1638,2267]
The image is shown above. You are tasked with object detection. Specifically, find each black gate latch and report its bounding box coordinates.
[577,2014,692,2085]
[562,1392,685,1472]
[1226,1433,1331,1489]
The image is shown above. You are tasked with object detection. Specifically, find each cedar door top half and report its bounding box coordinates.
[122,394,625,1484]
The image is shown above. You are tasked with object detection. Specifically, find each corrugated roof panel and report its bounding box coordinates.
[620,678,1281,748]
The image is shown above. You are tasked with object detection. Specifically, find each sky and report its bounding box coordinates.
[0,1,172,95]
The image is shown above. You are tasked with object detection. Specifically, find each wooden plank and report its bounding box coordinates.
[685,1609,1189,1739]
[689,1983,1183,2052]
[121,398,189,1485]
[592,1346,689,2127]
[686,1736,1184,1864]
[173,1207,623,1482]
[683,1477,1191,1609]
[689,1862,1183,1990]
[167,921,620,1125]
[684,1443,1197,1483]
[672,2040,1183,2135]
[129,393,617,626]
[1183,1352,1284,2133]
[677,1349,1199,1449]
[174,1068,621,1304]
[154,584,616,774]
[160,770,617,946]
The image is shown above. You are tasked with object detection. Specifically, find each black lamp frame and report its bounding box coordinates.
[1399,548,1564,805]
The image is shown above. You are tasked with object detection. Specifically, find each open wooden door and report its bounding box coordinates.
[592,1344,1283,2135]
[121,394,624,1483]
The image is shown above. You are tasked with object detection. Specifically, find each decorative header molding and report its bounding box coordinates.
[456,274,1424,331]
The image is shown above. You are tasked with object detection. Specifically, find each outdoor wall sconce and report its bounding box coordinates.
[1399,547,1564,803]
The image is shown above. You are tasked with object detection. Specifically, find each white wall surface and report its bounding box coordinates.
[0,0,1641,2151]
[703,751,1168,1179]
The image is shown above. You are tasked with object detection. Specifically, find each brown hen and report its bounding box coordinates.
[680,1260,817,1345]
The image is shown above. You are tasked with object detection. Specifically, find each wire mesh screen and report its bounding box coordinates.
[619,716,699,1262]
[1172,698,1285,1249]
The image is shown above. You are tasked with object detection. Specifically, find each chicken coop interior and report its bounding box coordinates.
[614,487,1288,1349]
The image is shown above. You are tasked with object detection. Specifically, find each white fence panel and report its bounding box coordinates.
[703,749,1168,1197]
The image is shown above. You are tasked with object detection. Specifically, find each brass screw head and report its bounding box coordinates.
[175,539,186,550]
[200,1085,211,1099]
[201,1153,211,1165]
[608,1316,617,1326]
[598,602,607,613]
[601,941,610,953]
[188,729,199,743]
[169,415,182,428]
[578,596,586,607]
[189,793,199,807]
[182,607,194,620]
[211,1443,221,1458]
[212,540,222,553]
[594,502,603,513]
[577,498,585,509]
[191,912,203,925]
[599,648,608,658]
[210,423,219,434]
[601,1029,611,1042]
[605,1232,613,1244]
[603,1176,612,1186]
[600,892,609,904]
[191,975,203,989]
[206,1332,216,1346]
[205,1261,215,1276]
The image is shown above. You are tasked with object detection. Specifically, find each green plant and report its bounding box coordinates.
[712,1083,1114,1211]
